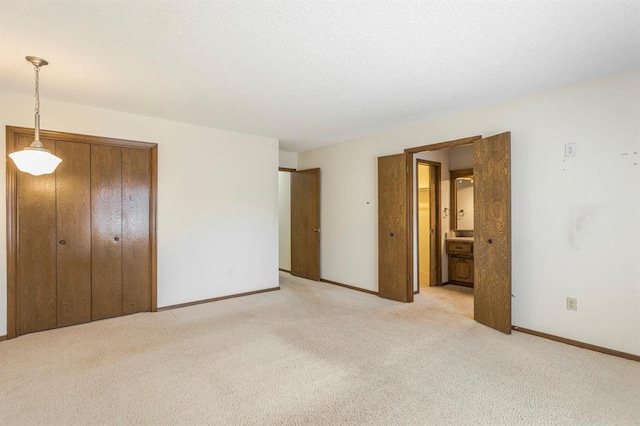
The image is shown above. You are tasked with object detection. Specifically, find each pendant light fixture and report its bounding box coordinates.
[9,56,62,176]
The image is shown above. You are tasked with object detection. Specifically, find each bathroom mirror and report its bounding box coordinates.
[450,169,474,231]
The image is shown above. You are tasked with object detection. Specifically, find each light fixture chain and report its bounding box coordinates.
[9,55,62,176]
[34,65,40,115]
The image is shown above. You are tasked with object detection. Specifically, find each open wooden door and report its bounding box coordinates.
[473,132,512,334]
[378,154,412,302]
[429,164,439,286]
[291,168,320,280]
[416,160,441,289]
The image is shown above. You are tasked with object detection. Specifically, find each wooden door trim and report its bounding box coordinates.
[404,135,481,303]
[149,145,158,312]
[513,326,640,362]
[6,128,19,339]
[158,286,280,311]
[431,164,442,286]
[5,126,158,339]
[404,153,413,302]
[320,278,378,296]
[404,135,481,154]
[6,126,156,149]
[415,159,442,291]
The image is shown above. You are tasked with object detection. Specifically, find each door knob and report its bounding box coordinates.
[59,240,66,245]
[487,239,493,244]
[390,233,394,237]
[114,236,120,241]
[312,228,320,233]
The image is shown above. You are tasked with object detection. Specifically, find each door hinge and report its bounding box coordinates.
[407,166,409,174]
[407,274,410,283]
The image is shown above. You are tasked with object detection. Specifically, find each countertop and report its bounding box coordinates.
[447,237,474,242]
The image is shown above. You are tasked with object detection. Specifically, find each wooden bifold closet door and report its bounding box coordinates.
[91,145,150,320]
[56,140,92,327]
[16,135,58,335]
[7,127,156,338]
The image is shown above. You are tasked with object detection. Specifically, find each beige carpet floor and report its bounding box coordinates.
[1,272,638,425]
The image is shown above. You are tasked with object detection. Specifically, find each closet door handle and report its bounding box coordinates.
[59,240,66,245]
[114,236,120,241]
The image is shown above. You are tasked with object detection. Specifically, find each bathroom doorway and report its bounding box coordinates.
[416,160,441,290]
[378,133,511,334]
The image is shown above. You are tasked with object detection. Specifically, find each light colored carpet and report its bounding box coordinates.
[1,272,638,425]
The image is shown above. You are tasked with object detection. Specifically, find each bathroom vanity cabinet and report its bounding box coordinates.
[446,239,474,287]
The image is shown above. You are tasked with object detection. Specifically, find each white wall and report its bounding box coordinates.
[449,145,474,170]
[0,91,280,335]
[279,151,298,169]
[298,69,640,356]
[278,171,291,271]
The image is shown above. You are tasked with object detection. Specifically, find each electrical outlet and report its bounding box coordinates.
[565,142,577,157]
[566,297,577,311]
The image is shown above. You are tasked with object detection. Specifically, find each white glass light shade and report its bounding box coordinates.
[9,148,62,176]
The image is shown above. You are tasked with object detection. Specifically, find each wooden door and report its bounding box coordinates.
[291,168,320,280]
[16,136,57,335]
[7,126,158,339]
[55,141,92,327]
[474,132,512,334]
[429,164,439,286]
[378,154,411,302]
[122,148,151,314]
[91,145,123,320]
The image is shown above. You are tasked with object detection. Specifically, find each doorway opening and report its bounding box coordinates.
[415,160,441,292]
[413,147,474,318]
[278,168,295,273]
[378,133,512,334]
[408,134,511,333]
[278,167,321,281]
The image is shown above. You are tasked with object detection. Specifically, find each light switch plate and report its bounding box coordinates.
[565,142,577,157]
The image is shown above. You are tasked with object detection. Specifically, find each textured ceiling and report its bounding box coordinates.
[1,1,638,152]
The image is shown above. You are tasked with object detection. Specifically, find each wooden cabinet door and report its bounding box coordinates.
[55,141,92,327]
[378,154,411,302]
[91,145,123,320]
[122,148,151,314]
[291,168,321,280]
[17,136,57,335]
[473,132,512,334]
[449,256,474,284]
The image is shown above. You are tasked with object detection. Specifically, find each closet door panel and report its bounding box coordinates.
[122,148,150,314]
[17,136,57,334]
[91,145,123,320]
[56,141,92,327]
